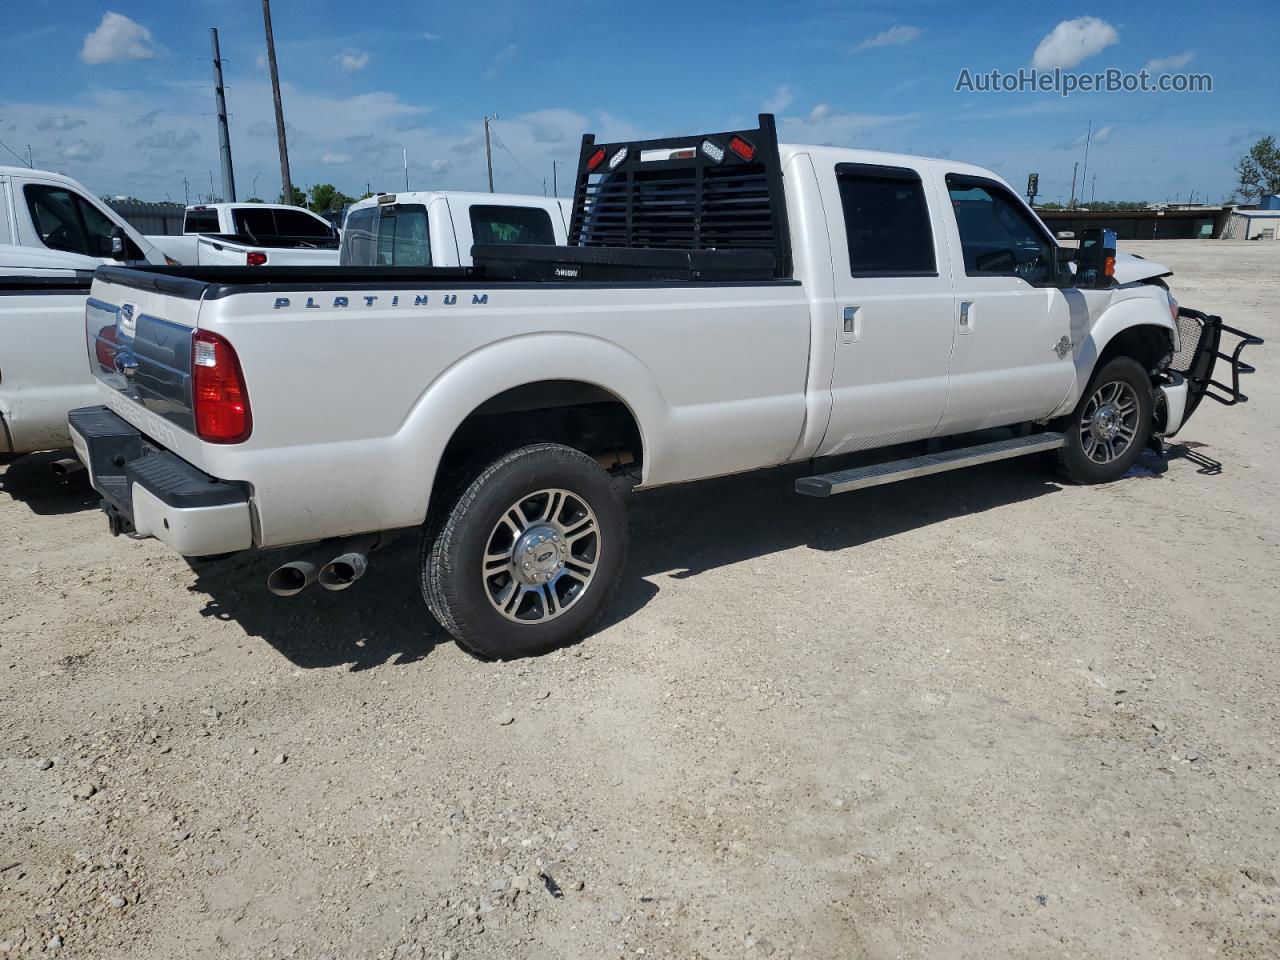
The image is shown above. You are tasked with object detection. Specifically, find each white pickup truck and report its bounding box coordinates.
[338,192,570,267]
[148,203,341,268]
[1,166,170,457]
[70,116,1260,657]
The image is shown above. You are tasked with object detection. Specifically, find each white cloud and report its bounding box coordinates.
[320,152,352,165]
[1144,50,1195,72]
[1031,17,1118,70]
[777,104,918,145]
[857,25,921,51]
[80,11,161,64]
[1058,123,1117,150]
[421,32,441,40]
[483,44,517,81]
[763,86,795,113]
[337,49,370,73]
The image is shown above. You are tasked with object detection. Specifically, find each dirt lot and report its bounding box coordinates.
[2,240,1277,960]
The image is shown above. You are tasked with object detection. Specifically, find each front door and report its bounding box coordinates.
[817,161,956,456]
[934,174,1074,435]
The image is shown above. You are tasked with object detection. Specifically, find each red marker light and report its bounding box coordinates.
[246,251,268,266]
[728,135,756,161]
[586,147,607,172]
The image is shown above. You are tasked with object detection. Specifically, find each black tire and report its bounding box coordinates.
[421,443,628,659]
[1056,355,1153,484]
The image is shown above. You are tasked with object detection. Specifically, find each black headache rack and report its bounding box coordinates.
[472,114,792,283]
[1170,307,1263,422]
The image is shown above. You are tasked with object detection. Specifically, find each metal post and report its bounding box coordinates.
[484,114,498,193]
[261,0,293,205]
[1080,120,1092,208]
[210,28,237,202]
[552,159,558,198]
[1069,161,1078,210]
[403,146,408,191]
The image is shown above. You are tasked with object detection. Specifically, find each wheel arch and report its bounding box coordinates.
[395,332,668,522]
[1053,295,1177,417]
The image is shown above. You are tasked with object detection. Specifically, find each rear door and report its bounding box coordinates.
[816,161,956,455]
[934,173,1073,434]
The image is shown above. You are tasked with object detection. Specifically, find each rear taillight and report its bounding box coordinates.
[94,324,118,372]
[246,251,268,266]
[192,330,251,443]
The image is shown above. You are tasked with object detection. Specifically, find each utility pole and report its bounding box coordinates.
[261,0,292,205]
[483,114,498,193]
[1090,173,1097,206]
[183,176,190,205]
[209,28,237,202]
[1080,120,1093,209]
[26,144,33,168]
[1069,161,1079,210]
[552,159,558,198]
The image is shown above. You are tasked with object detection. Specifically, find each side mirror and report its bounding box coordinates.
[109,226,128,261]
[1075,227,1116,288]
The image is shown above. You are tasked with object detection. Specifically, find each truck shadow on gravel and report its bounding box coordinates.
[182,455,1066,669]
[601,456,1065,628]
[186,536,443,671]
[0,451,99,516]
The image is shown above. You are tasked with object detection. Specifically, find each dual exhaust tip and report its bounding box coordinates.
[266,536,379,597]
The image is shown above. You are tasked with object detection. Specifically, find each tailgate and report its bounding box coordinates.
[86,268,205,437]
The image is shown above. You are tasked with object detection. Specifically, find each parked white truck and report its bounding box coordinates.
[338,192,570,267]
[148,202,341,267]
[70,117,1260,657]
[1,166,171,457]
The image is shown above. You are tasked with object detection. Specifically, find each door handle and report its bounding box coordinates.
[958,300,974,334]
[842,305,862,344]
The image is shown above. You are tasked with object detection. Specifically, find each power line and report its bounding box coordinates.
[490,129,541,191]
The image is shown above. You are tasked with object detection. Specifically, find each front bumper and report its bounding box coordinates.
[69,406,253,556]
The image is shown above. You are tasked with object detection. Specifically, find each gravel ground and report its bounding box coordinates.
[2,240,1277,960]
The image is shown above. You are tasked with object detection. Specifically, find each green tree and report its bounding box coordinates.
[308,183,356,213]
[1235,135,1280,202]
[281,186,307,206]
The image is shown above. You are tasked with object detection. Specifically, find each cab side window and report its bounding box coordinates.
[26,185,95,256]
[340,207,378,266]
[946,175,1054,285]
[836,164,936,276]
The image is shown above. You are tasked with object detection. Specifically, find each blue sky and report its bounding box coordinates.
[1,1,1275,205]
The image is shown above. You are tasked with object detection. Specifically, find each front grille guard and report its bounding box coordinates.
[1170,307,1262,424]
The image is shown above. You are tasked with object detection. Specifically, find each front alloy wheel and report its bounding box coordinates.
[1056,355,1153,484]
[1078,379,1141,466]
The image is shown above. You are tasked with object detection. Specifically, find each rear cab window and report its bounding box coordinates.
[946,175,1056,285]
[232,207,333,239]
[469,205,555,246]
[184,207,220,234]
[835,164,937,277]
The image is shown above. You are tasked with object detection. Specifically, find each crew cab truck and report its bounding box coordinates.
[149,203,341,268]
[1,166,169,456]
[71,116,1260,658]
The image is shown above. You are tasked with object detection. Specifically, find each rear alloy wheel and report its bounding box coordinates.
[1056,356,1153,483]
[422,444,628,659]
